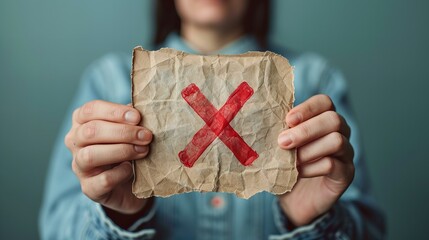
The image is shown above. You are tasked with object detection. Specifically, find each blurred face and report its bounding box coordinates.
[175,0,249,29]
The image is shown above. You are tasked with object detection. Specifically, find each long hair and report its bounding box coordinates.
[153,0,271,48]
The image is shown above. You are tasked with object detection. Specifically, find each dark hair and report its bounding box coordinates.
[154,0,271,48]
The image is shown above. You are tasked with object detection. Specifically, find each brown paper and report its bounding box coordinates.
[131,47,297,199]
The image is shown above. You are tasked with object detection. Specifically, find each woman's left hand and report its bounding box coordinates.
[277,94,355,227]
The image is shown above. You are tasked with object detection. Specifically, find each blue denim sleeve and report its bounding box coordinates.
[39,55,156,239]
[269,53,386,240]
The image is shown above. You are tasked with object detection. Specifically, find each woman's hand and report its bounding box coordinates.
[277,95,355,227]
[65,100,153,216]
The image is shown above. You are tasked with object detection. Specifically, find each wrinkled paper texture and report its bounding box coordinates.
[132,47,297,199]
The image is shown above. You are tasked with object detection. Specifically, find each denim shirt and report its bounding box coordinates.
[39,33,385,239]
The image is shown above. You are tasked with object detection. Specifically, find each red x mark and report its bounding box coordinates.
[179,82,259,168]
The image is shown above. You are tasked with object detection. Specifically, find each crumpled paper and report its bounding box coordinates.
[131,47,297,199]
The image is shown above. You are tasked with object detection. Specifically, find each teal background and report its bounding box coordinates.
[1,0,428,239]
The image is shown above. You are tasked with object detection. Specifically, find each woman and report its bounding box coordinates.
[40,0,385,239]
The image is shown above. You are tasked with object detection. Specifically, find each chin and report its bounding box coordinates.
[193,4,233,25]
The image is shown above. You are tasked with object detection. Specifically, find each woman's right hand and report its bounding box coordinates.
[65,100,153,215]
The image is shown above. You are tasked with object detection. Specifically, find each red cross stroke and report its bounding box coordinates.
[179,82,259,168]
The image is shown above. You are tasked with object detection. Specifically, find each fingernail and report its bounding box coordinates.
[134,145,148,153]
[288,113,302,126]
[278,133,292,147]
[138,130,146,140]
[125,111,139,123]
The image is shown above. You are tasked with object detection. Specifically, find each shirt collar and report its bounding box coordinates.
[163,32,261,55]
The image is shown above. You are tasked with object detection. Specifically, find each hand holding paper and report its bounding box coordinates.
[277,95,355,227]
[65,100,152,222]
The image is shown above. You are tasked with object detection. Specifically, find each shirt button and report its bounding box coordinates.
[211,195,225,209]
